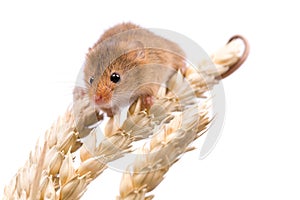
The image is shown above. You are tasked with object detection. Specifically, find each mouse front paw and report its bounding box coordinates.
[141,95,155,111]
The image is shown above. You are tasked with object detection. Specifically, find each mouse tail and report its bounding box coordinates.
[218,35,250,79]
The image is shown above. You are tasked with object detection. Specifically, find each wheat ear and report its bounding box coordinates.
[2,38,245,200]
[117,37,247,199]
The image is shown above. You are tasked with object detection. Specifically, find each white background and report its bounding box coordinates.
[0,0,299,199]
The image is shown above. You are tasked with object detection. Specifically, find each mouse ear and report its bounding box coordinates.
[127,41,145,60]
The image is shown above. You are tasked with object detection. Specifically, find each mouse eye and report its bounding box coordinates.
[89,76,94,84]
[110,72,121,83]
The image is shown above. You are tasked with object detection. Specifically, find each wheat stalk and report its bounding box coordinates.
[2,37,246,200]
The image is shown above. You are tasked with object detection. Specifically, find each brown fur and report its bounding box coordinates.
[94,23,141,47]
[84,22,186,115]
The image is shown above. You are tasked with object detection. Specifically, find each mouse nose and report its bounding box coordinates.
[94,94,104,104]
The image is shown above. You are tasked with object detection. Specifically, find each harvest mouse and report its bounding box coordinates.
[82,22,186,117]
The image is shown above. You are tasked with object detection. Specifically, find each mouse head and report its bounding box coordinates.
[84,40,146,112]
